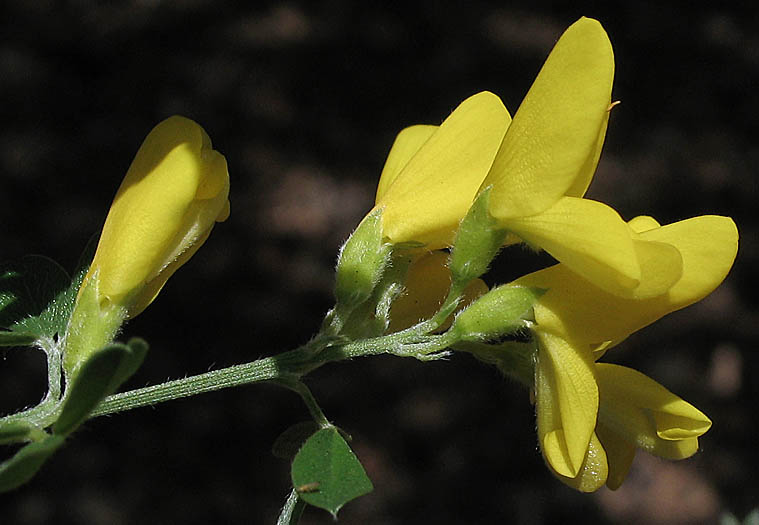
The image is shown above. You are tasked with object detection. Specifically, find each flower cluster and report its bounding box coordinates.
[0,14,737,503]
[343,17,738,491]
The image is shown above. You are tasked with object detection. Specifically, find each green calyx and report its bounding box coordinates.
[449,187,507,286]
[62,270,128,379]
[334,209,391,309]
[449,284,545,343]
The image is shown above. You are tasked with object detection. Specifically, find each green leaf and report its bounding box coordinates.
[53,338,148,436]
[37,238,96,341]
[0,331,38,347]
[0,255,70,335]
[272,421,320,460]
[53,346,126,436]
[0,236,97,344]
[108,337,149,392]
[290,427,373,517]
[0,434,64,492]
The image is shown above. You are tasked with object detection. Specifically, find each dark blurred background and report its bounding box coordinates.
[1,2,756,524]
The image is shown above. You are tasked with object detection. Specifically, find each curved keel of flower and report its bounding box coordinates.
[535,331,598,478]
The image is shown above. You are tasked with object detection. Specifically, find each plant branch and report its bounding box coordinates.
[90,326,459,418]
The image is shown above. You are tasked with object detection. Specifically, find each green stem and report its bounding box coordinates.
[1,340,63,431]
[90,349,305,417]
[277,489,306,525]
[40,338,62,402]
[91,329,458,418]
[276,379,332,429]
[386,281,466,339]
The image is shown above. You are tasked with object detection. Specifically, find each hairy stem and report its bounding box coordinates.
[91,328,456,418]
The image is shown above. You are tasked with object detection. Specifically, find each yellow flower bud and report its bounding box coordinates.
[63,116,229,376]
[84,115,230,318]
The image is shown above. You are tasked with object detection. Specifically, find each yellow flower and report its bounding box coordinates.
[373,92,510,249]
[477,16,678,298]
[371,18,623,335]
[64,116,229,374]
[548,363,711,492]
[365,15,736,493]
[532,329,598,480]
[482,17,614,219]
[596,363,711,490]
[83,115,230,318]
[520,215,738,349]
[376,18,677,301]
[520,214,737,486]
[367,93,508,329]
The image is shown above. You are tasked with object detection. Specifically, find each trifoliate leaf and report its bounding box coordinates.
[108,337,149,394]
[290,427,373,517]
[0,236,97,345]
[53,338,148,436]
[0,255,70,335]
[0,434,64,492]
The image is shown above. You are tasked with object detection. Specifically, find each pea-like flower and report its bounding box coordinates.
[518,214,737,489]
[365,17,735,495]
[374,91,510,249]
[596,363,711,490]
[368,17,655,341]
[538,361,712,493]
[375,18,677,302]
[64,116,229,375]
[84,115,230,318]
[354,93,508,329]
[476,17,682,299]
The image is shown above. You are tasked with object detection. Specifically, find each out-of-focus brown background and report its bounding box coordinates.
[1,2,756,524]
